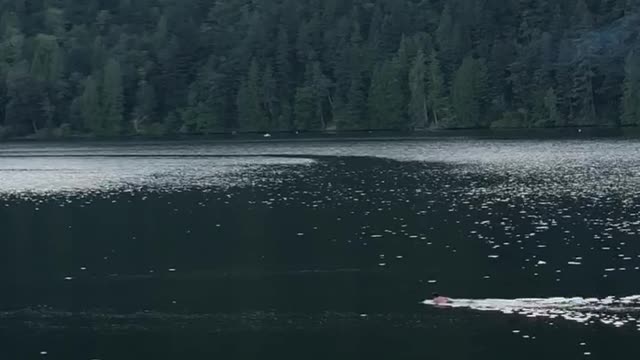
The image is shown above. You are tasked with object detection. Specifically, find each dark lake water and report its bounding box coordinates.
[2,139,640,359]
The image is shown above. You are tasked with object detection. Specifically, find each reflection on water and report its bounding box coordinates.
[2,139,640,359]
[0,155,314,195]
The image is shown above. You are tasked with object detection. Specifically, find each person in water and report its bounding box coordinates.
[432,293,452,305]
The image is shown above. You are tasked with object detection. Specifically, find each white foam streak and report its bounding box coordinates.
[424,296,640,329]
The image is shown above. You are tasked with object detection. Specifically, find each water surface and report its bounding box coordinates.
[1,139,640,359]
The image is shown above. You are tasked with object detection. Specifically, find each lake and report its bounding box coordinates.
[1,138,640,359]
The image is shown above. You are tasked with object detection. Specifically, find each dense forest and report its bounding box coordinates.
[1,0,640,137]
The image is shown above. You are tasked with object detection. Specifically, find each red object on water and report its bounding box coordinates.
[433,296,451,305]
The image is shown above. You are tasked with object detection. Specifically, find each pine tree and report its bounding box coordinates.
[622,50,640,125]
[409,49,429,129]
[4,62,44,135]
[262,64,278,128]
[132,80,157,133]
[236,59,265,131]
[367,64,386,129]
[101,59,124,135]
[570,51,596,125]
[427,51,450,127]
[294,84,316,131]
[474,58,490,126]
[309,62,331,129]
[436,4,456,78]
[452,56,480,127]
[544,87,560,126]
[276,24,292,96]
[80,75,101,133]
[0,0,639,137]
[342,69,366,130]
[30,34,62,83]
[409,50,429,127]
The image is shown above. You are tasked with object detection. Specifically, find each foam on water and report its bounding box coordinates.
[424,296,640,329]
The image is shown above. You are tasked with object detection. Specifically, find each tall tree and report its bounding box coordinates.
[427,51,450,127]
[30,34,62,83]
[409,49,429,128]
[0,0,639,137]
[262,63,278,127]
[570,51,596,125]
[101,59,124,135]
[132,79,157,133]
[294,84,316,131]
[622,50,640,125]
[80,75,100,133]
[452,56,485,127]
[368,59,406,129]
[236,59,265,131]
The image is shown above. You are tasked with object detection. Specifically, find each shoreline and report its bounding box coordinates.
[3,126,640,143]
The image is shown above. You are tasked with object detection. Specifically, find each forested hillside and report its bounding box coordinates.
[1,0,640,137]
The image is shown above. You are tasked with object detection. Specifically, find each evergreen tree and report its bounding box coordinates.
[342,68,366,130]
[544,87,560,126]
[409,49,428,129]
[101,59,124,135]
[427,51,450,127]
[132,80,157,133]
[570,51,596,125]
[4,62,44,135]
[436,4,456,78]
[452,56,481,127]
[622,50,640,125]
[236,59,265,131]
[367,60,406,129]
[367,64,386,129]
[80,75,100,133]
[30,34,62,83]
[309,62,332,129]
[275,24,293,121]
[262,64,278,127]
[294,84,316,131]
[0,0,639,136]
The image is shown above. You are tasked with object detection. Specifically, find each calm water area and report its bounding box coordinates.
[1,138,640,359]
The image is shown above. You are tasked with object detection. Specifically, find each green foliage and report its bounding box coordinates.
[545,88,560,126]
[622,50,640,125]
[0,0,636,137]
[491,111,529,129]
[80,75,100,133]
[101,59,124,135]
[237,59,266,132]
[294,85,316,130]
[409,49,428,129]
[368,58,407,129]
[452,56,487,128]
[570,54,597,125]
[132,80,157,134]
[30,34,63,82]
[427,52,451,127]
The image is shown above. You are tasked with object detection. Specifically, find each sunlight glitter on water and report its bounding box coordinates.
[4,140,640,345]
[0,155,314,196]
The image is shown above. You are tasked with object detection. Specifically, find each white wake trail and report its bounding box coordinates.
[423,296,640,329]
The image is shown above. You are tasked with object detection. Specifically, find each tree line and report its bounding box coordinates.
[1,0,640,138]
